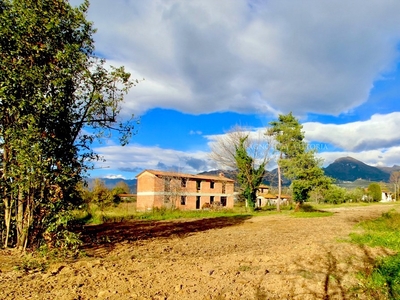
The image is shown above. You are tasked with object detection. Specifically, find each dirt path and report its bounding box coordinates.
[1,204,398,300]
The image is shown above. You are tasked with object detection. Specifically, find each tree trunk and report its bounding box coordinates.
[16,189,26,250]
[2,148,12,248]
[277,154,282,212]
[3,197,12,248]
[294,201,301,212]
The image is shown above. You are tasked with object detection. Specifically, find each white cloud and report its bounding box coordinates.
[303,112,400,151]
[91,112,400,176]
[189,130,203,135]
[317,147,400,168]
[72,0,400,116]
[102,174,126,180]
[93,144,217,175]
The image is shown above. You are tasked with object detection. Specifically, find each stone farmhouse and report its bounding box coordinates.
[256,184,291,207]
[136,170,235,211]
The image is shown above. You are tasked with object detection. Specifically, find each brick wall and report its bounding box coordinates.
[136,170,235,211]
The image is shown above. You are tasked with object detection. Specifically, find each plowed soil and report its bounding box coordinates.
[0,204,398,300]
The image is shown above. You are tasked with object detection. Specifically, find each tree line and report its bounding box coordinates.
[210,113,397,211]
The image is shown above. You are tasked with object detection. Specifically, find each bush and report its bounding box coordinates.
[345,187,364,202]
[323,185,347,204]
[368,183,382,202]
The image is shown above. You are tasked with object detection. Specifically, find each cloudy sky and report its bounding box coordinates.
[70,0,400,179]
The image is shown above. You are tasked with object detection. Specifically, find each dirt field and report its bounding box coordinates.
[0,204,398,300]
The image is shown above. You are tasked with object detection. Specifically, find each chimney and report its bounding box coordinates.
[219,172,224,177]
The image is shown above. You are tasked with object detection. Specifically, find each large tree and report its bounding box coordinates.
[368,183,382,202]
[269,113,331,210]
[0,0,138,249]
[235,136,266,209]
[209,127,271,209]
[390,171,400,201]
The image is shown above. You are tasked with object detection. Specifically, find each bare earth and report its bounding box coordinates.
[1,204,398,300]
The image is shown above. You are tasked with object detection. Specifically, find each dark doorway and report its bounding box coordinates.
[196,196,201,209]
[221,196,227,207]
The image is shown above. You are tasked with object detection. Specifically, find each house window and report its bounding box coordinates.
[181,196,186,205]
[222,182,226,193]
[210,196,214,204]
[181,178,187,188]
[221,196,227,207]
[196,180,201,191]
[164,177,171,192]
[210,181,215,189]
[164,195,170,203]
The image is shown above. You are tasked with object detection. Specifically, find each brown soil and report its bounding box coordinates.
[0,204,398,300]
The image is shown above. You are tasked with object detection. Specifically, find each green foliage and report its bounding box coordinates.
[235,136,266,209]
[269,112,306,157]
[111,186,127,205]
[91,179,113,210]
[0,0,137,249]
[114,181,131,194]
[368,183,382,202]
[76,203,249,223]
[351,210,400,249]
[19,253,49,273]
[370,254,400,299]
[322,184,347,204]
[345,187,365,203]
[269,113,332,203]
[350,210,400,299]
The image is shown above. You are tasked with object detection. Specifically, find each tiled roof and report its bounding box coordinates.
[258,193,277,199]
[136,169,235,182]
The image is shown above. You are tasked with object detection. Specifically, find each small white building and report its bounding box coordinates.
[381,191,393,202]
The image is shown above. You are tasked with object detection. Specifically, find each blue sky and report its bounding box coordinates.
[70,0,400,179]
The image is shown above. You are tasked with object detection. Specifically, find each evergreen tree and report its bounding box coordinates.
[270,113,332,209]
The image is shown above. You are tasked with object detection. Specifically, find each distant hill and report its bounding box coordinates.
[203,156,397,185]
[197,169,237,180]
[376,165,400,174]
[199,169,290,187]
[88,157,398,192]
[86,178,137,193]
[323,156,390,182]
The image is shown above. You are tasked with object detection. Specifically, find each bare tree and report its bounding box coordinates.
[390,171,400,201]
[209,126,273,209]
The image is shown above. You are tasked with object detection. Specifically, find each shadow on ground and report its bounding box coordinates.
[77,215,252,255]
[288,244,392,299]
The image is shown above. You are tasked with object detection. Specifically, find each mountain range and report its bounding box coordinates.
[201,156,399,185]
[324,156,399,182]
[91,156,400,192]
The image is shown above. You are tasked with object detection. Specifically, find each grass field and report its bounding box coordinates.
[72,200,378,225]
[350,209,400,299]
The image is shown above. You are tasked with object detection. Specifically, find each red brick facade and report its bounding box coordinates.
[136,170,235,211]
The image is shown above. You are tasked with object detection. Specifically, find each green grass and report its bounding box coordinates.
[73,201,398,225]
[73,202,345,224]
[288,203,334,218]
[73,203,253,224]
[311,201,399,210]
[350,210,400,299]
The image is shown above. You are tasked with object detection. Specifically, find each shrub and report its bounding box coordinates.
[368,183,382,202]
[323,184,347,204]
